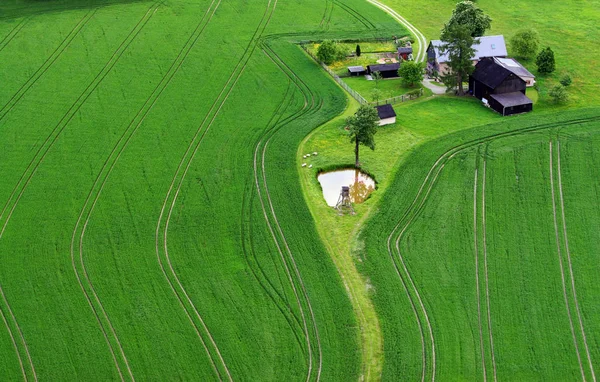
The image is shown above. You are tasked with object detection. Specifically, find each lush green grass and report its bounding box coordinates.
[342,76,422,102]
[379,0,600,108]
[358,108,600,379]
[0,0,408,380]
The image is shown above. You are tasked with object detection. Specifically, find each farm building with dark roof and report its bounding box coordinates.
[469,57,533,116]
[366,63,400,78]
[375,104,396,125]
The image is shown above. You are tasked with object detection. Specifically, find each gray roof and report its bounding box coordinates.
[367,63,400,72]
[397,47,413,54]
[348,65,366,73]
[493,57,535,78]
[430,35,507,63]
[490,92,533,107]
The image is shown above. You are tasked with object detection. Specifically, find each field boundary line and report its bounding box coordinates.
[473,159,487,381]
[364,0,427,62]
[0,8,97,122]
[481,154,497,381]
[549,140,587,381]
[556,140,596,381]
[0,16,30,53]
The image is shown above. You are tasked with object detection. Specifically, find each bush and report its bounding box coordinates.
[549,84,569,104]
[536,47,556,74]
[560,74,572,87]
[510,29,539,59]
[317,40,346,65]
[398,61,424,87]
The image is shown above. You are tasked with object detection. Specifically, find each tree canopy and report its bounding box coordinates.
[346,105,379,167]
[510,29,539,59]
[443,1,491,37]
[317,40,344,64]
[536,47,556,74]
[440,24,478,95]
[398,61,423,87]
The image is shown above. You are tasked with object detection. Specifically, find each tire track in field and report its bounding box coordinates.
[68,0,227,379]
[549,140,587,381]
[473,158,487,381]
[382,116,600,381]
[333,0,376,30]
[0,284,36,381]
[0,5,160,380]
[254,42,325,381]
[0,16,30,53]
[155,1,282,380]
[0,9,97,122]
[365,0,427,63]
[481,155,497,382]
[556,140,597,381]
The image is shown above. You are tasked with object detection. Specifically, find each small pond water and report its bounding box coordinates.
[317,169,375,207]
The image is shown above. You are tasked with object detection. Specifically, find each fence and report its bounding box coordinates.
[300,44,424,107]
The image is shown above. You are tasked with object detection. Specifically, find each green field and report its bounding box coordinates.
[1,0,600,380]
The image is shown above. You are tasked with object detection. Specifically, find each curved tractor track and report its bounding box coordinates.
[383,115,600,381]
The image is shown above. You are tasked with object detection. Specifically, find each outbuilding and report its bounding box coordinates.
[366,63,400,78]
[469,57,533,116]
[375,104,396,125]
[347,65,366,76]
[397,47,413,60]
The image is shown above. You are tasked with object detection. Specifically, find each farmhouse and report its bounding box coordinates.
[347,65,366,76]
[375,104,396,125]
[367,63,400,78]
[427,35,507,75]
[397,46,413,60]
[469,57,533,116]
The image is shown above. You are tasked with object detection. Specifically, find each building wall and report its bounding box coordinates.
[493,74,526,95]
[379,117,396,126]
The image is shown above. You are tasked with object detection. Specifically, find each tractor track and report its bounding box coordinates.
[383,115,600,381]
[554,140,597,381]
[67,0,226,379]
[333,0,375,30]
[0,16,30,53]
[0,284,36,381]
[481,154,497,382]
[155,1,284,380]
[0,4,161,381]
[253,40,325,381]
[0,9,97,122]
[473,158,487,381]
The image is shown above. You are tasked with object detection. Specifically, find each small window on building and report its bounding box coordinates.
[491,44,496,49]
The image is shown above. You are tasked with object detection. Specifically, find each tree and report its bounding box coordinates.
[317,40,339,64]
[560,73,572,86]
[536,47,556,74]
[356,44,361,57]
[440,24,478,96]
[549,84,569,103]
[372,71,382,88]
[510,29,539,59]
[371,88,383,104]
[346,105,379,167]
[398,61,424,87]
[443,1,491,37]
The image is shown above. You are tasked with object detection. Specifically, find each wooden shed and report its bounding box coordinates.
[347,66,366,76]
[375,104,396,125]
[366,63,400,78]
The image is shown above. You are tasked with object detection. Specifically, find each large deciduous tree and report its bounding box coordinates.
[443,1,491,37]
[440,24,478,96]
[346,105,379,167]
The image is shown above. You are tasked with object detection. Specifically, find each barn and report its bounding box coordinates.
[397,47,413,60]
[469,57,533,116]
[366,63,400,78]
[375,104,396,126]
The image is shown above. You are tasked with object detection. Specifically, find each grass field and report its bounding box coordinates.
[0,0,405,380]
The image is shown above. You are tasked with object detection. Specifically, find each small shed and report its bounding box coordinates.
[375,104,396,126]
[488,93,533,116]
[367,63,400,78]
[397,47,413,60]
[348,66,366,76]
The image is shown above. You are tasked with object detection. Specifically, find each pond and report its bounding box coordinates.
[317,168,376,207]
